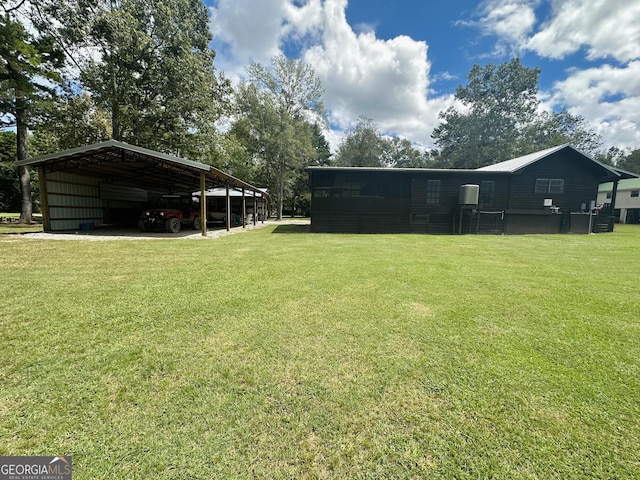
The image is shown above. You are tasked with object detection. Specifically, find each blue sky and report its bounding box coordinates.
[207,0,640,153]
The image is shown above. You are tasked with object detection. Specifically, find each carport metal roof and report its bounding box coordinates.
[17,139,267,196]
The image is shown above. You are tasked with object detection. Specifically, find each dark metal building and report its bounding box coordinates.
[309,144,633,234]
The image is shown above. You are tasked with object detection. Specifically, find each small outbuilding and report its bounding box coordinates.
[17,140,267,235]
[309,144,633,235]
[194,187,269,227]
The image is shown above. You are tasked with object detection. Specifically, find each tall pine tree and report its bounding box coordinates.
[1,8,64,222]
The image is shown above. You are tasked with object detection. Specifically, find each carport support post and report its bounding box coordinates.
[610,179,620,224]
[242,188,246,228]
[38,166,51,232]
[226,183,231,232]
[253,195,257,226]
[200,172,207,236]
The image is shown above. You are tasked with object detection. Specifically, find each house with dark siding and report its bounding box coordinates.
[309,144,632,234]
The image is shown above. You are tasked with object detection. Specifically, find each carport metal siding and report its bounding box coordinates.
[42,171,104,231]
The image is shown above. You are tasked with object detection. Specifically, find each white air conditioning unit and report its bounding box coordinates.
[459,184,479,205]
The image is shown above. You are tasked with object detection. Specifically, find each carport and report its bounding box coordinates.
[17,140,268,236]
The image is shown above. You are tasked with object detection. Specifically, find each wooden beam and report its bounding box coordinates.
[253,194,257,226]
[226,183,231,232]
[610,179,619,218]
[242,188,246,228]
[200,171,207,236]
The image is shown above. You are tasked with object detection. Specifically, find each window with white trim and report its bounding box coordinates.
[535,178,564,194]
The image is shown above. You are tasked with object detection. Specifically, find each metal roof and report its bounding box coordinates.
[306,166,504,174]
[194,187,269,198]
[610,166,640,179]
[599,178,640,192]
[476,144,621,178]
[308,145,626,180]
[475,144,566,172]
[18,140,267,196]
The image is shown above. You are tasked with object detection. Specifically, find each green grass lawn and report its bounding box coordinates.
[0,213,43,234]
[1,225,639,479]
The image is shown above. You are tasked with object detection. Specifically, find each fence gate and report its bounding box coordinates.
[475,210,505,234]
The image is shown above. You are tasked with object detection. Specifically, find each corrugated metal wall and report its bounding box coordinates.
[100,183,150,227]
[100,183,148,205]
[46,172,104,230]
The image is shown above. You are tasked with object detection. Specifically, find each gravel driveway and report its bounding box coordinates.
[19,219,309,241]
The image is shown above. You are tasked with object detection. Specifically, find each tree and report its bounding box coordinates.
[287,123,332,217]
[432,58,540,168]
[231,82,282,190]
[387,137,434,168]
[432,58,602,168]
[237,55,325,219]
[32,0,228,157]
[0,130,20,211]
[1,7,64,222]
[521,110,602,157]
[30,92,111,155]
[594,146,625,167]
[335,117,435,168]
[334,116,388,167]
[618,149,640,174]
[212,130,258,184]
[309,123,332,167]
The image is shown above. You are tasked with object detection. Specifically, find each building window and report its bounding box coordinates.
[426,179,441,205]
[535,178,564,194]
[631,190,639,198]
[480,181,495,205]
[606,192,612,199]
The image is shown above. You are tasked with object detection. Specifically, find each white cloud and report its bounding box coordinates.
[476,0,539,54]
[283,0,324,39]
[475,0,640,149]
[523,0,640,149]
[208,0,453,150]
[527,0,640,62]
[304,0,449,145]
[477,0,640,63]
[352,22,377,35]
[546,61,640,149]
[209,0,285,67]
[209,0,638,153]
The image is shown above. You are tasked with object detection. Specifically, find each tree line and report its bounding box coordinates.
[334,59,640,172]
[2,2,639,222]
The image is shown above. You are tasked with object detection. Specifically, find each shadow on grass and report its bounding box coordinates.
[0,223,43,235]
[271,224,310,234]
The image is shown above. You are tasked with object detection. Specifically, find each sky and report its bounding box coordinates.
[206,0,640,153]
